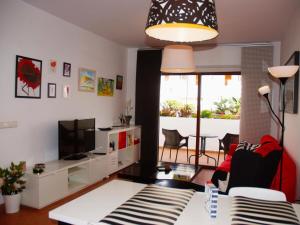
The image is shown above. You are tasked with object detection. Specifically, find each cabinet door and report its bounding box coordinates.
[90,156,108,183]
[39,170,68,208]
[118,131,126,149]
[108,151,118,174]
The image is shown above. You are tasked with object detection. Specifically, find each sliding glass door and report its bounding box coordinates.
[158,73,241,168]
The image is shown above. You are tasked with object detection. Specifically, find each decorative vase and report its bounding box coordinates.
[3,193,21,213]
[124,115,132,126]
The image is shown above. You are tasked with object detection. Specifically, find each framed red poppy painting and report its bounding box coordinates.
[15,55,42,98]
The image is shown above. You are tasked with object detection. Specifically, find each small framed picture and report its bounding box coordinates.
[63,84,71,98]
[78,68,96,92]
[48,83,56,98]
[50,59,57,73]
[116,75,123,90]
[97,77,114,96]
[63,62,71,77]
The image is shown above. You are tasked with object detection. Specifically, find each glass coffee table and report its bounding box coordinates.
[118,162,203,190]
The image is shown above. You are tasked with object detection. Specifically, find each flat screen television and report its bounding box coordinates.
[58,118,95,160]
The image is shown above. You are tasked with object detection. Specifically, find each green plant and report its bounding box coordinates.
[213,97,241,115]
[228,97,241,115]
[201,109,212,118]
[213,98,230,114]
[180,104,194,117]
[0,162,26,195]
[160,100,182,117]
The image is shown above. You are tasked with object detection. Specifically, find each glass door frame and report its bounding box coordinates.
[160,71,241,167]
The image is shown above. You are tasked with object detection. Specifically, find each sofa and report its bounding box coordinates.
[211,135,297,202]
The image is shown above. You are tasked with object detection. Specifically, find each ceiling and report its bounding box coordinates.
[22,0,300,48]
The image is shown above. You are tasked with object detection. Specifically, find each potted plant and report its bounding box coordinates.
[124,99,133,126]
[0,162,26,213]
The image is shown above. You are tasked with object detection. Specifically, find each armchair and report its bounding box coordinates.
[161,129,189,163]
[217,133,239,165]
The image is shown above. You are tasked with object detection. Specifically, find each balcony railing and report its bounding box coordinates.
[159,117,240,151]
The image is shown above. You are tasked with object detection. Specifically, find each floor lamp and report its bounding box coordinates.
[258,65,299,190]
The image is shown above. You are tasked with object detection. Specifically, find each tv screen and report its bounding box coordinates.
[77,119,95,154]
[58,120,76,160]
[58,118,95,160]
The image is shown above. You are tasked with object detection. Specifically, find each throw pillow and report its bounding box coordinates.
[235,141,261,152]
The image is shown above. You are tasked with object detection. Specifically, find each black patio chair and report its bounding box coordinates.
[161,129,189,163]
[217,133,239,165]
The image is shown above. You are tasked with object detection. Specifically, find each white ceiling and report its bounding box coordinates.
[22,0,300,48]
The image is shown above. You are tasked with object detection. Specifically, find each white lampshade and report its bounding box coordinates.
[161,45,195,73]
[145,0,218,42]
[258,85,271,96]
[268,65,299,78]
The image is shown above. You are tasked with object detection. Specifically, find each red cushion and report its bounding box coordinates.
[255,141,281,157]
[217,155,232,173]
[271,150,297,203]
[228,144,238,156]
[259,134,279,144]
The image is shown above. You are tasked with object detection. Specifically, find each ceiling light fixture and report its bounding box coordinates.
[145,0,219,42]
[161,45,195,73]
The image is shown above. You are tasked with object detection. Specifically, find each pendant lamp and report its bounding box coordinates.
[145,0,218,42]
[161,45,195,73]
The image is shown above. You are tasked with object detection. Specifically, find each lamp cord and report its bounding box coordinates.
[264,95,284,129]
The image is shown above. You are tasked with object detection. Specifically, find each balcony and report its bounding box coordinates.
[159,116,240,166]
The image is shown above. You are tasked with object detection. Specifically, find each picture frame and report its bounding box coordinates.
[47,83,56,98]
[97,78,114,96]
[50,59,57,73]
[78,68,96,92]
[116,75,123,90]
[63,62,71,77]
[15,55,42,99]
[282,51,299,114]
[63,84,71,98]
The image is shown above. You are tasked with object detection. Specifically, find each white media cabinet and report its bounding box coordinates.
[21,126,141,209]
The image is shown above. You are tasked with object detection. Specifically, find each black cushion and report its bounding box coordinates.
[211,170,228,188]
[226,150,281,193]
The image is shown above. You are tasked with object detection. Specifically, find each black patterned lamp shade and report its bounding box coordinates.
[145,0,218,42]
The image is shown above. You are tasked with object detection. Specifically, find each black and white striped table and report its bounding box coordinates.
[49,180,300,225]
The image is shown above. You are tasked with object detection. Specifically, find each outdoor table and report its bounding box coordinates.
[189,134,218,166]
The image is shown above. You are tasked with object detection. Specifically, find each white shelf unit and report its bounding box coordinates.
[21,126,141,209]
[95,126,141,174]
[22,155,107,209]
[68,164,89,193]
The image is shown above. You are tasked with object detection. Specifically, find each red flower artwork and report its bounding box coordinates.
[17,58,41,95]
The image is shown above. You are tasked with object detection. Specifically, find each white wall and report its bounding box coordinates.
[280,5,300,200]
[126,48,138,123]
[194,45,242,67]
[0,0,127,168]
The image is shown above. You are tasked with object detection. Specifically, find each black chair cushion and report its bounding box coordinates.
[225,150,281,193]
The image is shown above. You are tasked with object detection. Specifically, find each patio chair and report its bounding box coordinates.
[161,129,189,163]
[217,133,239,165]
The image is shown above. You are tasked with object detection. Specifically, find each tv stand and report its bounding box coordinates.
[64,154,87,160]
[22,126,141,209]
